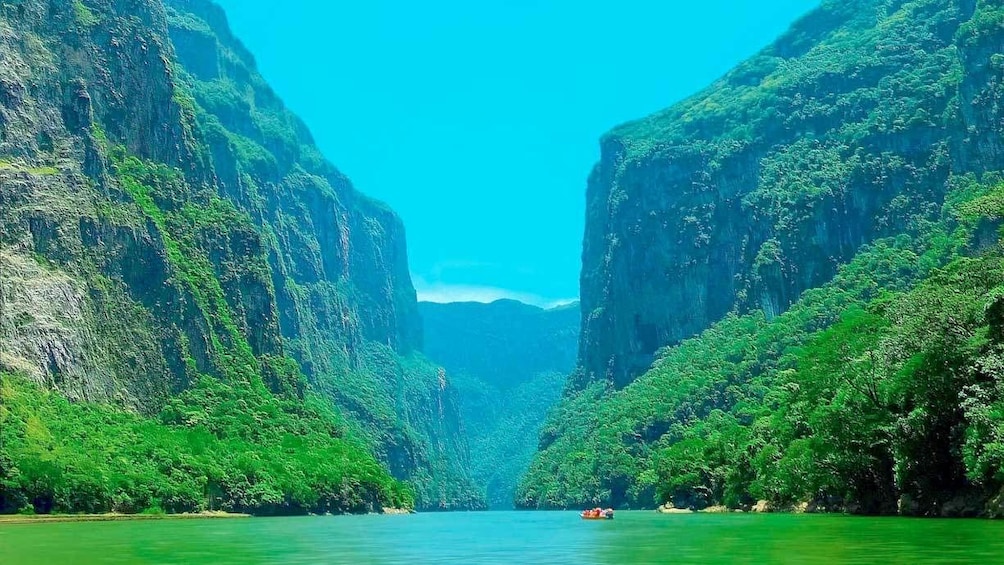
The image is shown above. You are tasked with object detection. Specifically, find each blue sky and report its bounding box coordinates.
[214,0,820,306]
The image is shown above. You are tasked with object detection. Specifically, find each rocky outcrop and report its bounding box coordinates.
[0,0,194,410]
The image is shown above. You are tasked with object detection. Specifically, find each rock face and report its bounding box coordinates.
[419,300,579,508]
[0,0,479,510]
[576,0,986,388]
[163,0,422,355]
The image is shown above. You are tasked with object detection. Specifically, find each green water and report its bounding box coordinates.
[2,512,1003,564]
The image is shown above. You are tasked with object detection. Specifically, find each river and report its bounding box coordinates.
[2,511,1003,563]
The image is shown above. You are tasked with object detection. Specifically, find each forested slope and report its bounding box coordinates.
[520,0,1004,516]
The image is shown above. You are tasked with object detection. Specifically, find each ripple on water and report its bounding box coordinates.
[2,511,1003,564]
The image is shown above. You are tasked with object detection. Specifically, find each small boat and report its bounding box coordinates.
[580,508,614,520]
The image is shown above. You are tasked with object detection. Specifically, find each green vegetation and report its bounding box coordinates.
[109,148,263,383]
[0,148,413,515]
[1,0,479,516]
[576,0,973,390]
[72,1,99,28]
[519,177,1004,513]
[0,160,59,176]
[160,2,482,509]
[312,344,486,510]
[453,371,566,508]
[521,0,1004,516]
[0,372,412,515]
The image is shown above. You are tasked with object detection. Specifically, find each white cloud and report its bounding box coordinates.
[412,276,576,309]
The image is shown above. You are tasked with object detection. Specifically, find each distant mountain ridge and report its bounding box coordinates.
[420,299,579,390]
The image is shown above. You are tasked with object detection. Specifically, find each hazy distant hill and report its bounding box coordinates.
[420,300,579,508]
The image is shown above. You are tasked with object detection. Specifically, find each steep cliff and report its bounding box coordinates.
[521,0,1004,515]
[577,0,978,388]
[0,0,480,513]
[419,300,579,508]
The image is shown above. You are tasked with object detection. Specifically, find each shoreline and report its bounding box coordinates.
[657,503,801,515]
[0,507,418,525]
[0,511,251,525]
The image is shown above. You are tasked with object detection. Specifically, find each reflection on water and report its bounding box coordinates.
[2,511,1003,564]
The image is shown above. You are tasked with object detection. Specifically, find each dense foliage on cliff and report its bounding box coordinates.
[520,176,1004,515]
[0,372,412,515]
[522,0,1004,516]
[419,300,579,508]
[0,0,481,513]
[576,0,991,388]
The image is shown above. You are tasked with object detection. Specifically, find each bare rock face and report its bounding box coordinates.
[576,0,994,389]
[0,0,190,411]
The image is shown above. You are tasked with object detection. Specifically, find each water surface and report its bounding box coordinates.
[2,511,1002,564]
